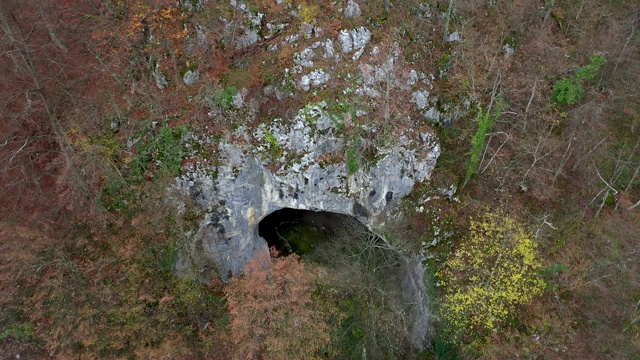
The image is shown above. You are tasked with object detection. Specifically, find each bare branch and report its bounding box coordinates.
[624,161,640,192]
[522,81,537,132]
[596,167,619,194]
[613,16,638,75]
[521,126,554,184]
[553,133,575,183]
[8,138,29,163]
[572,137,606,171]
[543,0,556,24]
[481,131,510,174]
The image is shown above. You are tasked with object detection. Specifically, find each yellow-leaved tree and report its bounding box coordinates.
[437,210,546,343]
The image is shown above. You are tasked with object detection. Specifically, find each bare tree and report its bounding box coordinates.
[306,215,432,355]
[0,0,105,220]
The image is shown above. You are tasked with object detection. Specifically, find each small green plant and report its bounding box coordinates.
[0,323,34,341]
[541,263,567,277]
[604,192,616,206]
[100,180,134,213]
[552,78,584,106]
[465,95,505,183]
[502,35,518,49]
[214,86,239,109]
[541,263,567,291]
[437,53,453,77]
[324,98,355,133]
[552,53,606,106]
[575,53,607,81]
[263,129,278,147]
[346,144,360,175]
[262,127,283,161]
[128,123,189,183]
[300,101,325,124]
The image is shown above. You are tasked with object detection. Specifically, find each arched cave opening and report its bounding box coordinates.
[258,208,353,255]
[258,207,432,352]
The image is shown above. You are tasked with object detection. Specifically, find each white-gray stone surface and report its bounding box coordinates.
[183,70,200,86]
[344,0,362,18]
[338,27,372,61]
[174,103,440,281]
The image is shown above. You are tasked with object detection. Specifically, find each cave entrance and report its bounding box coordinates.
[258,208,351,255]
[258,208,431,354]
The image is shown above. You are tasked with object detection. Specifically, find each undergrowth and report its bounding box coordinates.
[465,95,506,184]
[552,53,607,106]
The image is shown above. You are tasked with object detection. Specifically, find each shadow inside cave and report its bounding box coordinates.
[258,208,356,255]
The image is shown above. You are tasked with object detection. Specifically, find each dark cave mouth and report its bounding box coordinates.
[258,208,352,255]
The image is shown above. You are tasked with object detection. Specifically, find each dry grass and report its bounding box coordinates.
[431,0,640,358]
[1,0,638,359]
[0,195,230,359]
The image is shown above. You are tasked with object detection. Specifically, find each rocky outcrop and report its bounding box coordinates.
[169,0,454,286]
[168,0,450,350]
[174,103,440,281]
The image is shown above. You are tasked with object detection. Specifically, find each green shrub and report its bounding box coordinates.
[100,180,133,213]
[552,53,606,106]
[575,53,607,81]
[214,86,239,109]
[128,124,188,183]
[465,95,505,182]
[541,263,567,277]
[100,123,189,214]
[552,77,584,106]
[0,323,34,341]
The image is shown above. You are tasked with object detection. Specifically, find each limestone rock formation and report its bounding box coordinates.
[174,104,440,281]
[166,0,455,349]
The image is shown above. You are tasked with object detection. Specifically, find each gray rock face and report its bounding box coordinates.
[402,257,434,350]
[183,70,200,86]
[153,65,168,90]
[299,69,331,91]
[447,31,461,43]
[344,0,362,18]
[225,1,264,48]
[338,27,372,61]
[180,0,206,12]
[174,103,440,282]
[412,89,468,126]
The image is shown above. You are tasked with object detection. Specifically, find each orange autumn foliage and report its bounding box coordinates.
[225,248,330,360]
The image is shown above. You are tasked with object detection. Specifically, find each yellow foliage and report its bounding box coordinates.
[299,3,318,24]
[126,4,187,43]
[65,127,121,163]
[437,210,546,341]
[159,8,172,20]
